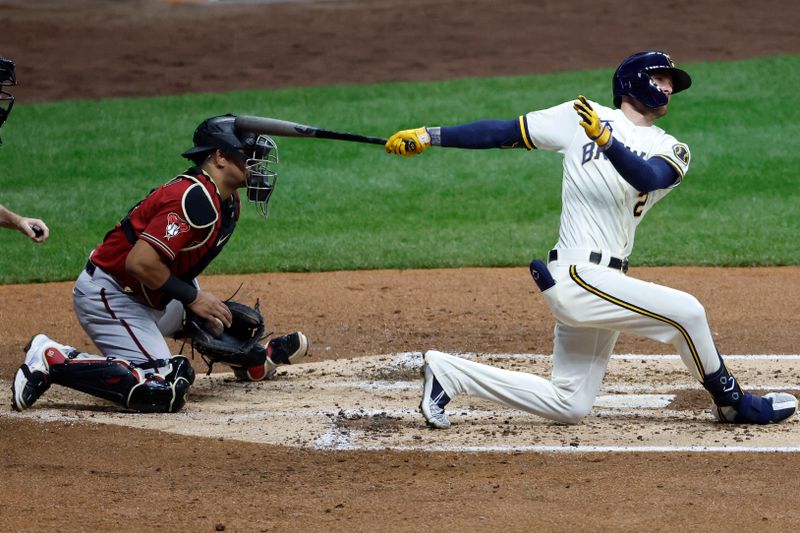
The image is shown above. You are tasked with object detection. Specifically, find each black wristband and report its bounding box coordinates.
[159,275,198,305]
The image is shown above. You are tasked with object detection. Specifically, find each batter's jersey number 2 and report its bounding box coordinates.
[634,192,649,217]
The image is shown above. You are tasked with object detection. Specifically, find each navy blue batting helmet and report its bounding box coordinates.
[612,51,691,109]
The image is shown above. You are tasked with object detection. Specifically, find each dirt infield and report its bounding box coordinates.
[3,0,800,531]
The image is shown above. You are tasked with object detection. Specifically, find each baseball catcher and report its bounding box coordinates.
[12,115,308,413]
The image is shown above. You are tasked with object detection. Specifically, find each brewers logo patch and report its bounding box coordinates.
[165,212,190,240]
[673,144,690,165]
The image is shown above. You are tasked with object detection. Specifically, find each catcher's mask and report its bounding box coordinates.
[182,114,279,219]
[0,56,17,141]
[244,134,279,219]
[612,51,691,109]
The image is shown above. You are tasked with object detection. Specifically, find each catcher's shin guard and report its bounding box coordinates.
[49,355,194,413]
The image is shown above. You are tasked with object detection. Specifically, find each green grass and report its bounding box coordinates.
[1,55,798,283]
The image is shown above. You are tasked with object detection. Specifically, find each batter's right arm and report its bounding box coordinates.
[385,119,532,156]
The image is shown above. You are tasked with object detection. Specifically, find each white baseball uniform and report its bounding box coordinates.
[427,99,722,424]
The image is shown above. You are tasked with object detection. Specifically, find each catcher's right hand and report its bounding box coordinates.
[188,291,233,329]
[385,127,431,157]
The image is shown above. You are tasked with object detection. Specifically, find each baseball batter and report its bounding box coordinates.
[0,55,49,242]
[12,115,307,413]
[385,51,797,428]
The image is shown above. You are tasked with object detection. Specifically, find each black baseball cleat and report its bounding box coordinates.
[419,351,451,429]
[267,331,309,365]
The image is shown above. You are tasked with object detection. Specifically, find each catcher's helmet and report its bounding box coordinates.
[0,56,17,134]
[182,114,279,219]
[181,114,252,160]
[612,51,691,109]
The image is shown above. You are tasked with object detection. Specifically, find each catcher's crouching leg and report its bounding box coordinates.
[49,354,195,413]
[232,332,309,382]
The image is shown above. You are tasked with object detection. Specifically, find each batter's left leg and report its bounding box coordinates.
[550,264,797,424]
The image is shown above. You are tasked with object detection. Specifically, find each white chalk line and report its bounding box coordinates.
[340,380,797,393]
[315,435,800,454]
[399,353,800,361]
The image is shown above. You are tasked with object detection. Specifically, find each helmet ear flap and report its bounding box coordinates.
[619,72,669,109]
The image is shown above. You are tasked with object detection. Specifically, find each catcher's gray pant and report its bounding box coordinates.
[72,262,186,371]
[428,259,724,424]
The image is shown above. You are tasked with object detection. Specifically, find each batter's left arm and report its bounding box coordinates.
[573,96,679,192]
[602,142,680,192]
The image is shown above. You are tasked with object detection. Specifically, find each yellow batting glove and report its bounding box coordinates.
[385,127,431,157]
[573,95,612,148]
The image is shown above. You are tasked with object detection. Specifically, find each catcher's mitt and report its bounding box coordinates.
[181,300,267,373]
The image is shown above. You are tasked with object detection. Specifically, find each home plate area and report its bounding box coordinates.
[4,353,799,452]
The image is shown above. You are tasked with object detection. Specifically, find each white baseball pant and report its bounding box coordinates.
[427,256,722,424]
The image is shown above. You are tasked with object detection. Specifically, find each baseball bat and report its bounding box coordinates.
[234,115,416,151]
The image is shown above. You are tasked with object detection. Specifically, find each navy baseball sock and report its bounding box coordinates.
[430,376,450,408]
[702,358,743,407]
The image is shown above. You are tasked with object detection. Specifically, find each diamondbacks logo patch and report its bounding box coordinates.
[673,144,690,165]
[165,212,190,240]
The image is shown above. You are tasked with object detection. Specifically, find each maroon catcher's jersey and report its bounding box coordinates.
[91,167,240,309]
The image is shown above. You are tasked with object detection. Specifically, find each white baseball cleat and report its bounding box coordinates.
[763,392,798,422]
[419,352,451,429]
[11,334,71,411]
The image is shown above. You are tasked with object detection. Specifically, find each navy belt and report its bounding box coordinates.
[548,249,629,273]
[85,259,97,276]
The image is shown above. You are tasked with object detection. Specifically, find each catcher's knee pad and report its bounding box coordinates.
[49,355,194,413]
[129,356,195,413]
